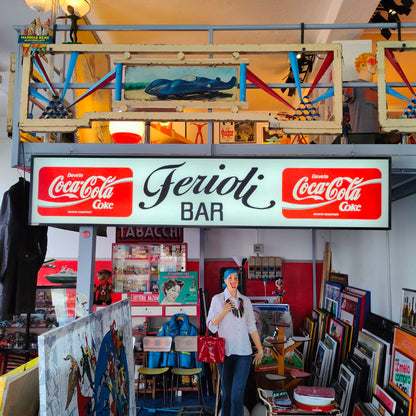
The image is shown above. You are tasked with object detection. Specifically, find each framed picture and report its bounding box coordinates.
[336,363,356,413]
[391,349,414,398]
[324,333,338,383]
[375,384,397,415]
[340,291,362,345]
[324,281,343,317]
[312,340,332,386]
[386,383,411,416]
[400,288,416,332]
[159,271,198,305]
[219,121,257,143]
[328,317,346,367]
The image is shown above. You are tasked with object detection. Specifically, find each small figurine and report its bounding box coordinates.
[273,277,285,304]
[57,5,80,43]
[94,269,113,305]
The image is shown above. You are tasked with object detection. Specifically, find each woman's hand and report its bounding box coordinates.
[212,300,233,326]
[222,300,234,314]
[252,346,264,365]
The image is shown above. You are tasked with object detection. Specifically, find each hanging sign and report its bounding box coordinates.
[115,226,183,243]
[30,156,390,229]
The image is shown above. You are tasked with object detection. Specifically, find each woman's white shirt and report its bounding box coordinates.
[207,288,257,356]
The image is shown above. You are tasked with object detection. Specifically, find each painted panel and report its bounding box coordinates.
[124,66,238,100]
[38,299,135,416]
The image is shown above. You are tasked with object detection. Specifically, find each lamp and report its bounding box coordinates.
[59,0,90,16]
[109,121,145,143]
[370,0,414,39]
[24,0,53,12]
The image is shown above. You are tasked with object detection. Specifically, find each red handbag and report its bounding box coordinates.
[197,331,225,363]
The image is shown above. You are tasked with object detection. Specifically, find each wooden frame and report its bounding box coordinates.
[19,43,343,135]
[377,41,416,133]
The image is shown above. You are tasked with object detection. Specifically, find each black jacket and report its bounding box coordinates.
[0,178,48,319]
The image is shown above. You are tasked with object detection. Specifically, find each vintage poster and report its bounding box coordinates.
[219,121,256,143]
[38,299,135,416]
[392,349,414,397]
[159,271,198,305]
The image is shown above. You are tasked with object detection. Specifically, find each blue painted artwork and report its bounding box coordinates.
[38,299,135,416]
[125,66,238,101]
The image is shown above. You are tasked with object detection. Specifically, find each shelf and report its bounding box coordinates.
[4,327,51,335]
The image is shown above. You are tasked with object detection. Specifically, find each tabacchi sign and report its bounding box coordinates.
[30,157,390,229]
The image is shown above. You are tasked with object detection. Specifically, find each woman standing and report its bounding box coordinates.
[207,268,263,416]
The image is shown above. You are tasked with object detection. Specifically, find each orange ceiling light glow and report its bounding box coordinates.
[24,0,53,12]
[109,121,145,144]
[59,0,90,16]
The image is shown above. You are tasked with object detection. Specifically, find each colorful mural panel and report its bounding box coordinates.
[38,299,135,415]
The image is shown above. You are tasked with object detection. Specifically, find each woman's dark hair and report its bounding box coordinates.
[161,278,185,295]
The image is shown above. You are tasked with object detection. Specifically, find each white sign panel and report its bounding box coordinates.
[30,157,390,229]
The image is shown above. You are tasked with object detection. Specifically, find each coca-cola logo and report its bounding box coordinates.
[282,168,382,219]
[37,167,133,217]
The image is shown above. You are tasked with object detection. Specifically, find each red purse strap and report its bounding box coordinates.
[206,320,218,337]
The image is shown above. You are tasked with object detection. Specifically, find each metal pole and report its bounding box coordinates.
[76,225,97,317]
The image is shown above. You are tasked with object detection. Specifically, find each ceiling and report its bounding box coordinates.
[2,0,416,201]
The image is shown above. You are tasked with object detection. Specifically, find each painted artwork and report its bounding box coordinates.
[262,126,290,144]
[159,271,198,305]
[219,121,256,143]
[38,299,135,416]
[124,66,238,100]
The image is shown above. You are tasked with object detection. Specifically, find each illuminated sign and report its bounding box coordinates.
[30,157,390,229]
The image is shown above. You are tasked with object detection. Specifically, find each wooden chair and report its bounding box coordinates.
[170,336,203,407]
[137,336,172,408]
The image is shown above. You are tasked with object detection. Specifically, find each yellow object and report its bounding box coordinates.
[59,0,91,17]
[74,19,112,144]
[20,132,44,143]
[0,357,39,415]
[150,122,194,144]
[24,0,52,12]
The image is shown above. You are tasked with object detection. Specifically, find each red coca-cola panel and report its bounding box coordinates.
[37,166,133,217]
[282,168,382,219]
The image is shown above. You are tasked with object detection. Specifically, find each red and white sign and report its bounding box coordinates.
[30,157,390,229]
[36,166,133,217]
[282,168,382,220]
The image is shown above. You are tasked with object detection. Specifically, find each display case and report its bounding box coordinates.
[112,243,187,293]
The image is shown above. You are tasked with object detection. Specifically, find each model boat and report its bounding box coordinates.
[46,266,77,284]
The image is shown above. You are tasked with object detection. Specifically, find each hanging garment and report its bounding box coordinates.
[149,313,199,368]
[0,178,48,319]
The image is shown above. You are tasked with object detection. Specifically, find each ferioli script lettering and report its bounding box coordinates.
[138,162,275,222]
